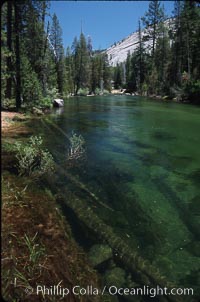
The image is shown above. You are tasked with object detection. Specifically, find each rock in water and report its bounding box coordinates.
[104,267,126,287]
[53,98,64,107]
[88,244,112,268]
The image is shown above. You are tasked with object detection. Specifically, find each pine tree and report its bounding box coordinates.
[87,35,93,57]
[135,19,147,92]
[1,2,11,105]
[114,64,123,89]
[49,13,65,96]
[154,8,171,93]
[14,1,22,109]
[142,1,164,58]
[125,51,132,91]
[102,53,111,92]
[65,47,74,94]
[72,32,91,94]
[169,0,200,100]
[90,55,100,93]
[170,0,184,85]
[5,1,13,99]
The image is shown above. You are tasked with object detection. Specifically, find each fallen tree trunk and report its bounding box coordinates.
[41,118,187,302]
[57,189,183,302]
[56,164,114,212]
[41,119,114,211]
[45,171,183,302]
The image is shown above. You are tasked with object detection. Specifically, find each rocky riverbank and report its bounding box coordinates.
[1,111,103,302]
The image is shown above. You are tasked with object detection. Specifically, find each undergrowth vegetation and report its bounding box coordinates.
[67,131,86,164]
[15,136,55,178]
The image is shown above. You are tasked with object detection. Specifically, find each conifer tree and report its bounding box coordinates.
[14,1,22,109]
[65,47,74,94]
[49,13,66,96]
[5,1,12,99]
[114,64,123,89]
[102,53,111,92]
[72,32,91,94]
[142,0,164,58]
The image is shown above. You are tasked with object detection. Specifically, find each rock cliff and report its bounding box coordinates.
[105,19,174,66]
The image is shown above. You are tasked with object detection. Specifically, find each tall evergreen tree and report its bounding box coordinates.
[114,64,123,89]
[14,1,22,109]
[169,0,200,90]
[135,19,147,92]
[65,47,74,94]
[154,8,171,93]
[142,1,164,58]
[5,1,13,99]
[72,32,91,94]
[102,53,111,92]
[49,13,65,95]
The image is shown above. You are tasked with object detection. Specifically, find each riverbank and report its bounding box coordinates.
[1,111,27,129]
[110,89,197,104]
[1,112,102,302]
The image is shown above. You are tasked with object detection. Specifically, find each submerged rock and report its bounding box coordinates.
[53,98,64,107]
[104,267,126,287]
[88,244,112,267]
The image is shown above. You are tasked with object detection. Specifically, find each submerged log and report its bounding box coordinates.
[57,166,114,212]
[40,118,188,302]
[58,190,183,302]
[46,172,182,302]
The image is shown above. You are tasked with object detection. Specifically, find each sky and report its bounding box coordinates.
[49,1,175,51]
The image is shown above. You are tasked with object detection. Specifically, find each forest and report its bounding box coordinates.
[114,1,200,103]
[1,0,200,111]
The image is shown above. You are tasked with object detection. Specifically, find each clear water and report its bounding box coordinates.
[32,95,200,293]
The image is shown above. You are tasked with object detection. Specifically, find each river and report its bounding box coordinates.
[32,95,200,298]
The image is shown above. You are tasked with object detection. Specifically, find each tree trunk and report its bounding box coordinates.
[152,18,156,58]
[14,2,21,110]
[186,28,191,78]
[5,1,12,99]
[41,3,48,94]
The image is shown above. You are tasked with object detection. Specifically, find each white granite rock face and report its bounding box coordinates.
[105,19,174,66]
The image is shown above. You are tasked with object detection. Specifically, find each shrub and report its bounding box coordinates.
[183,79,200,103]
[94,88,101,95]
[169,85,183,99]
[67,131,86,163]
[36,97,53,109]
[141,82,148,96]
[15,136,54,178]
[103,89,110,95]
[46,87,60,100]
[77,88,89,96]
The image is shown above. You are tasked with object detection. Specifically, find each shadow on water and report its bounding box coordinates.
[153,178,200,239]
[188,169,200,185]
[152,130,177,140]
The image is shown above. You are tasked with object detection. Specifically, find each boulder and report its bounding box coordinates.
[53,98,64,107]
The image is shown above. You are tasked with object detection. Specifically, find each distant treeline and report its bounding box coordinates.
[1,1,200,110]
[114,1,200,103]
[1,1,111,110]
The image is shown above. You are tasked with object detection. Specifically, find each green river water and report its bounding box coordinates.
[32,95,200,299]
